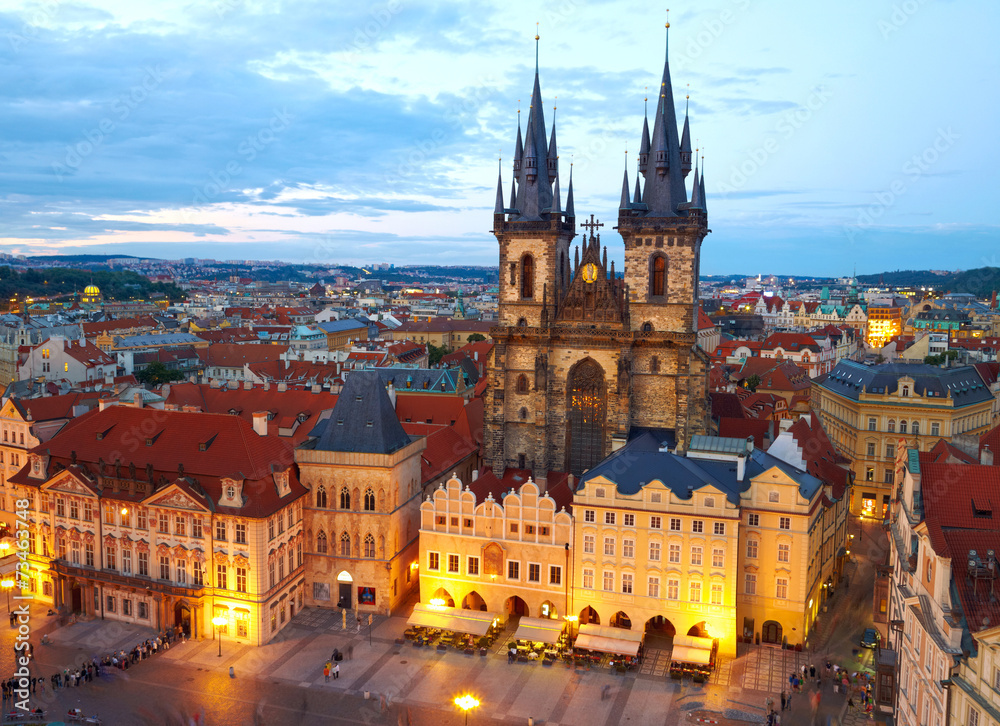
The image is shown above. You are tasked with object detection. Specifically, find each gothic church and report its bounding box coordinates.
[484,27,710,481]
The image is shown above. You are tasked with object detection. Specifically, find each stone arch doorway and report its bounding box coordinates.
[579,606,600,625]
[462,591,487,611]
[174,601,192,636]
[504,596,528,616]
[610,611,632,629]
[645,615,676,637]
[539,601,558,619]
[70,583,83,613]
[336,570,353,609]
[762,620,783,646]
[566,358,607,475]
[431,588,455,608]
[687,622,710,638]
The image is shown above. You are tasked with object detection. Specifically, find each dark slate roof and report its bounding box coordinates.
[818,360,993,406]
[312,372,412,455]
[375,367,466,393]
[579,432,823,502]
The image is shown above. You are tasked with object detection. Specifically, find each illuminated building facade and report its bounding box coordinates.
[9,404,306,646]
[813,360,996,516]
[867,305,903,348]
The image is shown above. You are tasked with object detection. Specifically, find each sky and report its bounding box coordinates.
[0,0,998,276]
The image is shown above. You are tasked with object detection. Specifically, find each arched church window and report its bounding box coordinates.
[517,318,527,328]
[340,487,350,510]
[516,374,528,393]
[364,488,376,511]
[642,322,653,333]
[340,531,350,557]
[364,534,375,558]
[315,486,327,508]
[521,255,534,299]
[316,531,327,554]
[650,255,666,297]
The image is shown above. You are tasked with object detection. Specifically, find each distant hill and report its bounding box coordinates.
[25,254,141,263]
[0,267,184,306]
[857,267,1000,297]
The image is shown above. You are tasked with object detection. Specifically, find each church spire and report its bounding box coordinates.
[633,176,642,205]
[565,163,575,218]
[551,173,562,215]
[689,150,702,209]
[494,157,505,214]
[680,90,692,177]
[638,91,651,176]
[513,106,523,176]
[512,28,553,220]
[619,149,631,210]
[637,13,687,217]
[699,152,707,214]
[547,100,558,177]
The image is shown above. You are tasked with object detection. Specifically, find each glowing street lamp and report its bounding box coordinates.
[212,616,227,657]
[454,694,480,725]
[1,579,14,611]
[563,614,578,644]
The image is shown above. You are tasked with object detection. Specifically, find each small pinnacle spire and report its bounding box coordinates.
[551,173,562,215]
[665,9,670,60]
[633,176,642,205]
[565,162,575,217]
[619,150,631,210]
[535,22,540,74]
[494,157,505,214]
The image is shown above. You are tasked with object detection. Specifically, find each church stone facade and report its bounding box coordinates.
[485,32,710,482]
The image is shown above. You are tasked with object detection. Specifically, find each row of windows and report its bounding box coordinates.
[315,486,378,511]
[316,531,378,559]
[1,430,25,445]
[426,552,562,585]
[0,452,22,467]
[746,513,792,530]
[582,536,733,567]
[581,569,725,603]
[743,573,788,599]
[867,417,940,436]
[583,510,729,534]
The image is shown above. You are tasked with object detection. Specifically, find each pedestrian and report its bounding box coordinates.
[809,664,816,678]
[780,691,786,711]
[333,663,339,680]
[785,692,792,710]
[324,663,330,682]
[765,696,773,713]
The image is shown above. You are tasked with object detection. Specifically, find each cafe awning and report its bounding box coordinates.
[672,634,714,651]
[574,623,643,657]
[406,603,500,637]
[670,645,711,665]
[513,617,565,645]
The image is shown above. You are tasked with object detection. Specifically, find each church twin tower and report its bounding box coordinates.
[484,28,711,481]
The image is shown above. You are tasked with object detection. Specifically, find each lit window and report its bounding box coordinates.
[583,535,595,554]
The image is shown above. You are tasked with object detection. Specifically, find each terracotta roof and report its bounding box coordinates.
[11,405,305,518]
[926,438,979,465]
[762,332,821,352]
[982,424,1000,466]
[247,359,341,384]
[162,382,335,445]
[710,392,745,421]
[416,426,478,484]
[784,415,851,497]
[471,468,573,513]
[10,392,110,426]
[81,316,158,336]
[718,417,774,446]
[55,339,116,367]
[206,343,288,369]
[697,308,716,331]
[193,327,261,344]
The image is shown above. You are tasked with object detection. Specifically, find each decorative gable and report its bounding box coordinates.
[146,487,207,512]
[41,468,97,497]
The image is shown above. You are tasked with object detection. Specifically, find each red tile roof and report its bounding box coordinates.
[785,414,851,497]
[193,327,261,344]
[81,316,159,337]
[11,405,305,518]
[719,418,774,446]
[471,468,573,512]
[11,392,110,425]
[926,438,979,465]
[762,332,821,352]
[206,343,288,369]
[981,423,1000,466]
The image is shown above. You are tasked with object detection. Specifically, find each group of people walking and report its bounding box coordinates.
[767,659,876,723]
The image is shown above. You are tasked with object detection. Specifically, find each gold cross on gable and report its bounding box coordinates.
[580,214,603,237]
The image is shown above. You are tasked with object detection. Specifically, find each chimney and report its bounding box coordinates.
[252,411,268,436]
[471,469,479,482]
[387,381,396,409]
[983,445,994,467]
[263,380,270,391]
[243,380,252,390]
[277,382,287,392]
[133,392,143,408]
[99,398,112,412]
[737,453,747,482]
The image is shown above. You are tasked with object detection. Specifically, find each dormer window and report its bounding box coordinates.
[226,485,236,500]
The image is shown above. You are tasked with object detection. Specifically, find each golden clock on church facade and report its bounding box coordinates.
[581,263,599,283]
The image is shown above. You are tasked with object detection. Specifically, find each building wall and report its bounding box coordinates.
[297,440,425,616]
[418,476,572,619]
[573,474,740,656]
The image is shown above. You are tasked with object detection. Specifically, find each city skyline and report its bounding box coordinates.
[1,1,997,275]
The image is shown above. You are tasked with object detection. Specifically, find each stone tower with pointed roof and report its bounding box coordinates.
[485,28,709,483]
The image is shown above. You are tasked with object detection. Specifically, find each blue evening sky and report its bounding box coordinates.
[0,0,997,276]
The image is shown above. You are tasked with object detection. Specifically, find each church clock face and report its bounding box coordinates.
[581,263,599,283]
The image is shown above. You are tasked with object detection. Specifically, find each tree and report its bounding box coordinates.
[743,374,761,392]
[135,362,185,386]
[466,333,487,343]
[428,343,447,366]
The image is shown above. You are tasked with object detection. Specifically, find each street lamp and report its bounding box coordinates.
[212,616,226,657]
[1,579,14,611]
[454,694,479,726]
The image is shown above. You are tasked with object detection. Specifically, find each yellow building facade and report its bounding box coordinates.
[418,474,573,618]
[813,360,996,516]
